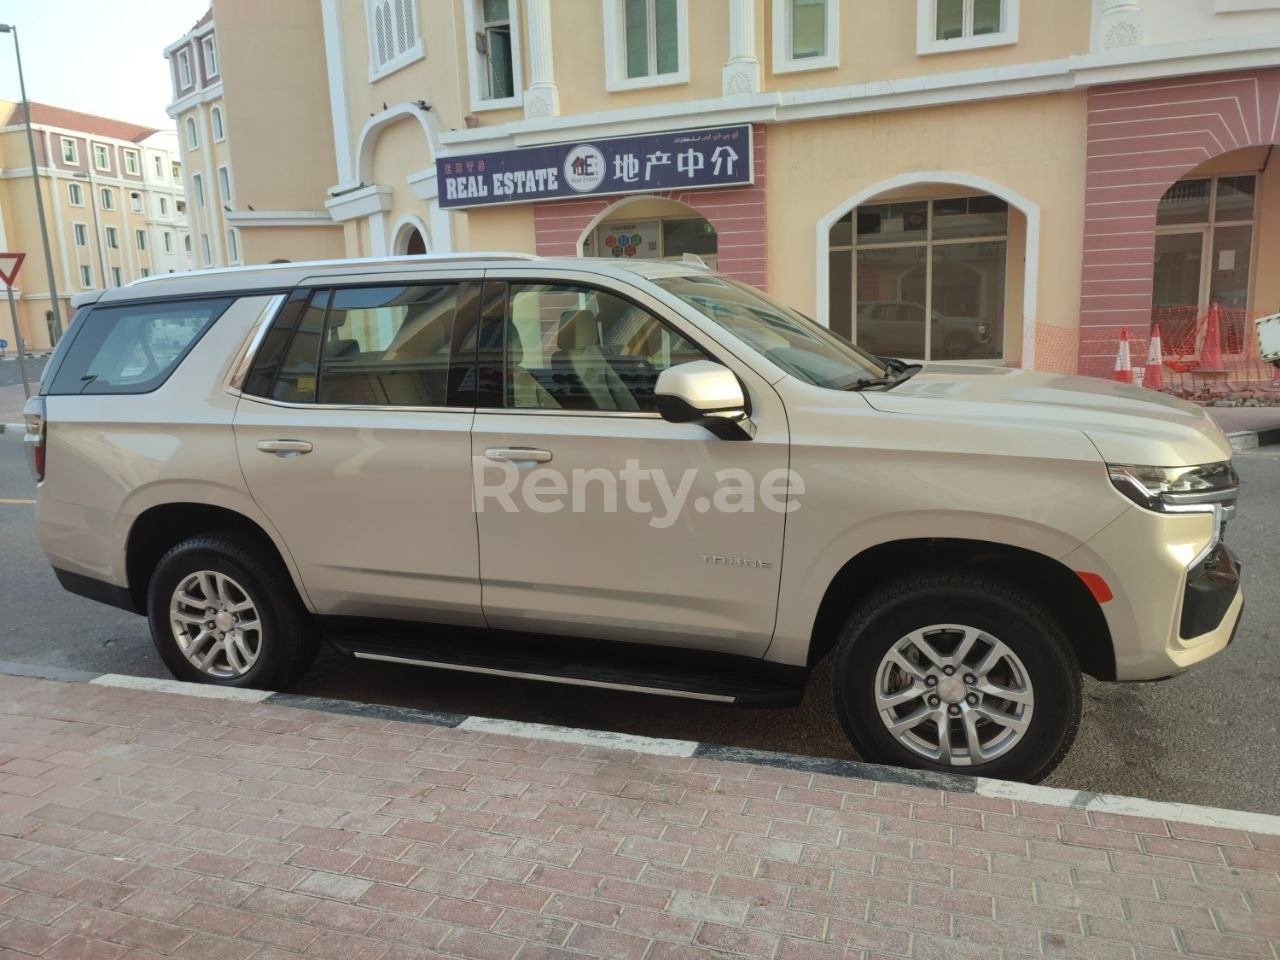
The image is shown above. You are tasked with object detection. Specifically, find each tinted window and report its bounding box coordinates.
[318,285,459,407]
[503,283,706,412]
[48,298,231,395]
[271,292,328,404]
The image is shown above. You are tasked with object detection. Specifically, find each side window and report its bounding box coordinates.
[271,292,329,403]
[47,298,232,395]
[503,283,707,412]
[316,284,459,407]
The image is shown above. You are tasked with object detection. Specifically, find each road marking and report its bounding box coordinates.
[0,498,35,505]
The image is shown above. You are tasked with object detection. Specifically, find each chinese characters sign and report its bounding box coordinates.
[436,125,753,209]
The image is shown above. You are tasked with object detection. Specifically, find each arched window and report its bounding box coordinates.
[368,0,421,74]
[211,106,225,141]
[186,117,198,149]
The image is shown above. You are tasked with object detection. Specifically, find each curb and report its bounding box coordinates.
[1228,426,1280,451]
[3,659,1279,836]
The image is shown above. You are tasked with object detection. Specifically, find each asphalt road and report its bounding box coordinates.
[0,354,48,390]
[0,429,1277,814]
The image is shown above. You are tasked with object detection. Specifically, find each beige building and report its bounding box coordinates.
[0,103,192,350]
[170,0,1280,375]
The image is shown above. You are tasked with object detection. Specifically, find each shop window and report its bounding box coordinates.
[830,194,1009,361]
[468,0,521,109]
[605,0,687,91]
[917,0,1018,55]
[367,0,423,79]
[1152,174,1256,327]
[581,215,717,268]
[774,0,839,72]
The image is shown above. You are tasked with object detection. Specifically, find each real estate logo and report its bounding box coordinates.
[563,144,606,193]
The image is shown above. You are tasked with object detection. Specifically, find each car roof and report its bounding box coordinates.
[94,252,707,303]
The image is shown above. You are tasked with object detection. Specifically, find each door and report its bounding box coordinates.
[470,275,790,656]
[234,276,484,624]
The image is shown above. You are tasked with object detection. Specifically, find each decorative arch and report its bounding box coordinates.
[353,102,442,187]
[390,213,430,255]
[814,171,1042,367]
[1078,68,1280,375]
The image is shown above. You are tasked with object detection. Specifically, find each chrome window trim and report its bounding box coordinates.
[236,394,469,415]
[225,294,287,396]
[474,407,663,419]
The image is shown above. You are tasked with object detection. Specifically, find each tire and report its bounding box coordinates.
[941,333,976,359]
[146,531,318,690]
[830,573,1081,783]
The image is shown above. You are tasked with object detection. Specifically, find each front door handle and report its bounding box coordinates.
[484,447,552,464]
[257,439,313,458]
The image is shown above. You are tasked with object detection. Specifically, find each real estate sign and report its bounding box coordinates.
[437,125,753,209]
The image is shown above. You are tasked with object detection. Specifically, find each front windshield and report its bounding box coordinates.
[653,274,887,390]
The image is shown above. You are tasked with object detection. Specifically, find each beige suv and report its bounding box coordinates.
[25,254,1242,782]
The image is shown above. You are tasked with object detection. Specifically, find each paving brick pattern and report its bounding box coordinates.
[1,674,1277,960]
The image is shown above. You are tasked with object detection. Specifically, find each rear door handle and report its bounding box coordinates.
[484,447,552,464]
[257,439,313,457]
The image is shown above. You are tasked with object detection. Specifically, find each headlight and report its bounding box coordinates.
[1107,462,1238,515]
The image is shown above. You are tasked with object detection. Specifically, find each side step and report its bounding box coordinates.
[323,622,806,707]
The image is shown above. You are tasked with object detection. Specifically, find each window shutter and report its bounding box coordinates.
[394,0,412,55]
[375,1,391,65]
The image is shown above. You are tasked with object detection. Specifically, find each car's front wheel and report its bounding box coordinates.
[146,532,318,690]
[831,573,1081,783]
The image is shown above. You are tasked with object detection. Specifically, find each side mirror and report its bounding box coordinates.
[654,360,755,441]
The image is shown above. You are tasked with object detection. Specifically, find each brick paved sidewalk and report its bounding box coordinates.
[1,674,1278,960]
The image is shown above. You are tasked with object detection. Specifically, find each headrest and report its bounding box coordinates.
[557,310,601,351]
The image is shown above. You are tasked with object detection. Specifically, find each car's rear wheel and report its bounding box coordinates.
[831,573,1081,783]
[146,532,318,690]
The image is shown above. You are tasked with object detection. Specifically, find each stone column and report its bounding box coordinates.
[524,0,560,118]
[723,0,760,96]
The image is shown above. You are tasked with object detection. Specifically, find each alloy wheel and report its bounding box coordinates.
[169,570,262,679]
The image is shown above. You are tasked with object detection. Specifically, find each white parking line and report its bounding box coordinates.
[457,715,699,757]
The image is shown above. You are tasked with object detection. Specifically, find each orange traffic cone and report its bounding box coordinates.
[1197,303,1226,373]
[1144,324,1166,391]
[1112,328,1133,384]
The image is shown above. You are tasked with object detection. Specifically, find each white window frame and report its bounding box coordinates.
[464,0,525,112]
[186,117,199,150]
[124,150,140,175]
[73,222,89,247]
[200,233,212,266]
[176,47,192,87]
[202,34,219,75]
[159,196,169,216]
[105,226,119,249]
[916,0,1019,55]
[100,187,115,211]
[111,266,123,287]
[141,268,150,278]
[153,155,164,178]
[366,0,425,82]
[217,165,234,206]
[79,265,93,288]
[193,173,205,208]
[603,0,689,92]
[136,229,147,250]
[60,137,78,164]
[92,143,110,171]
[212,105,226,141]
[68,182,84,206]
[227,228,241,264]
[172,162,182,181]
[163,231,173,253]
[773,0,839,73]
[129,191,143,213]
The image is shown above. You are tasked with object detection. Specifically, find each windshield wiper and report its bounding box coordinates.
[843,376,900,392]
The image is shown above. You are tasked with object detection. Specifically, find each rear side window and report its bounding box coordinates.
[48,298,232,395]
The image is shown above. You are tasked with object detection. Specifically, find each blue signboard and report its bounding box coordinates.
[437,125,753,209]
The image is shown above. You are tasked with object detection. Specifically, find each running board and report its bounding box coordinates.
[324,622,806,707]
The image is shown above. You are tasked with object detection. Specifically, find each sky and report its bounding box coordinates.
[0,0,211,130]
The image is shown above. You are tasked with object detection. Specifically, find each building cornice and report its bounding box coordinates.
[435,33,1280,155]
[166,81,224,120]
[225,210,336,228]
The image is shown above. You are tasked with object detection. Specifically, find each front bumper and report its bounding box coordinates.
[1062,505,1243,681]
